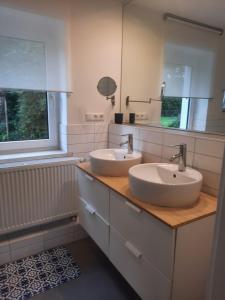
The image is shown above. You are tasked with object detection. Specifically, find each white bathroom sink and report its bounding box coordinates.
[90,148,142,176]
[129,163,203,207]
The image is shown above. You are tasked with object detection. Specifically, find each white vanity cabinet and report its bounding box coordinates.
[77,168,215,300]
[109,226,171,300]
[78,169,110,255]
[110,191,175,279]
[109,191,215,300]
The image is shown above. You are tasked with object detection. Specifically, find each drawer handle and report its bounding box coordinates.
[85,174,94,182]
[85,203,96,214]
[125,201,141,213]
[125,241,142,259]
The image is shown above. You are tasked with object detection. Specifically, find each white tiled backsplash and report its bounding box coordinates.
[109,124,225,197]
[60,122,108,159]
[61,122,224,197]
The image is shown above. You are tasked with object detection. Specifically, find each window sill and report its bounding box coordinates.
[0,150,73,166]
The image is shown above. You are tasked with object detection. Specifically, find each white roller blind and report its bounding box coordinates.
[163,20,220,98]
[0,36,46,90]
[0,6,68,91]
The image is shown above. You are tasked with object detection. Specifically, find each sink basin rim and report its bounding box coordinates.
[90,148,142,177]
[129,163,203,207]
[90,148,142,161]
[129,163,203,187]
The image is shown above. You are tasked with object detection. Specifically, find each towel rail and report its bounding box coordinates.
[126,96,161,106]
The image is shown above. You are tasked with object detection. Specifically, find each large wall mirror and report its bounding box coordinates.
[121,0,225,135]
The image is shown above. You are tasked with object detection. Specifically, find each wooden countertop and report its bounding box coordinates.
[77,162,217,228]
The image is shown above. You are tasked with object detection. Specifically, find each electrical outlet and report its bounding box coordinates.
[85,113,104,121]
[135,113,148,120]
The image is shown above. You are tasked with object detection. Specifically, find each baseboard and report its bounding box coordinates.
[0,218,88,265]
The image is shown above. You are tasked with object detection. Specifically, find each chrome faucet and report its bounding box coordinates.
[169,144,187,172]
[120,134,133,154]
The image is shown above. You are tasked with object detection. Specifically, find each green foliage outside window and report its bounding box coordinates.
[160,96,182,128]
[0,91,49,142]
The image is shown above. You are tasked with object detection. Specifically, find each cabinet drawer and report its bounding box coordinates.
[109,227,171,300]
[79,197,109,255]
[78,169,109,222]
[110,191,175,279]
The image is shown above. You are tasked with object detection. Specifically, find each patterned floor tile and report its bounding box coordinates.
[0,246,80,300]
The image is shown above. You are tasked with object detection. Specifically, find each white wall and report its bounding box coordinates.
[69,0,122,124]
[121,2,163,124]
[66,0,122,156]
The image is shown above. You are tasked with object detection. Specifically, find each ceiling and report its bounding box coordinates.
[129,0,225,28]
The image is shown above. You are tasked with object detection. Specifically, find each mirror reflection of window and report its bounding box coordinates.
[121,1,225,134]
[162,21,218,131]
[162,62,192,129]
[163,63,192,98]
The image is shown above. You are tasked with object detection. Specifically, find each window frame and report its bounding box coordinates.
[0,6,69,157]
[0,92,59,155]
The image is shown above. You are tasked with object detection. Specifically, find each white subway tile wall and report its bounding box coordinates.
[61,123,108,159]
[0,222,87,265]
[61,122,224,196]
[109,124,225,197]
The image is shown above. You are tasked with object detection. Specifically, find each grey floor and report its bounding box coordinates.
[33,238,141,300]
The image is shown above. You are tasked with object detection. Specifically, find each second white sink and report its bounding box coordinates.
[129,163,203,207]
[90,148,142,176]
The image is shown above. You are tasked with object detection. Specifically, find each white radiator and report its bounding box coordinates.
[0,158,78,234]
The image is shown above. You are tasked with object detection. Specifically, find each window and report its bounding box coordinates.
[0,91,48,142]
[162,41,215,131]
[161,96,182,128]
[0,90,59,154]
[0,6,68,155]
[161,63,192,129]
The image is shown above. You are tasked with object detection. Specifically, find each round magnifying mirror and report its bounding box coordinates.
[97,77,117,105]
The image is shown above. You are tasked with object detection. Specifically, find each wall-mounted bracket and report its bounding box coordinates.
[107,95,115,106]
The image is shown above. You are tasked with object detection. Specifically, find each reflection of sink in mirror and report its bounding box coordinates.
[129,163,203,208]
[121,1,225,135]
[90,149,142,176]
